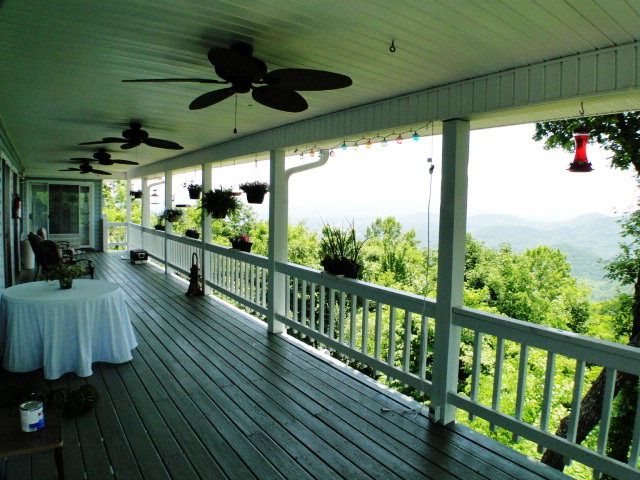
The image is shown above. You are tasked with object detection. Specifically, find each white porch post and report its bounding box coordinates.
[432,118,470,425]
[141,177,151,253]
[164,171,172,274]
[202,163,213,294]
[267,148,287,334]
[125,178,132,249]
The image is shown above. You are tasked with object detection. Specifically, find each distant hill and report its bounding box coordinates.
[290,211,626,301]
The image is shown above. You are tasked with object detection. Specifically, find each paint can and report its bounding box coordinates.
[19,400,45,432]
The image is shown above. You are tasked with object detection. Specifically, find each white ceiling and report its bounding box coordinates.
[1,0,639,178]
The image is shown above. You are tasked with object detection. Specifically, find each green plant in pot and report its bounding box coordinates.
[185,228,200,239]
[184,182,202,200]
[44,263,86,289]
[201,187,240,219]
[239,181,269,204]
[230,234,252,252]
[320,223,365,279]
[162,208,183,223]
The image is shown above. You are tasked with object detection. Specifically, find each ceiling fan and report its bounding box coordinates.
[71,148,139,166]
[123,42,352,112]
[59,160,111,175]
[79,121,183,150]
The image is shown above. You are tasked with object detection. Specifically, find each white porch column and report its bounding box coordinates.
[125,178,132,249]
[432,118,470,425]
[164,171,172,274]
[267,148,287,334]
[164,171,173,235]
[141,177,151,228]
[141,177,151,253]
[202,163,213,293]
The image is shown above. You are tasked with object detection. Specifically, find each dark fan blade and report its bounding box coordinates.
[58,168,82,172]
[208,47,262,79]
[123,78,226,84]
[91,168,112,175]
[78,137,127,145]
[144,138,184,150]
[252,86,308,112]
[263,69,352,91]
[70,157,95,162]
[108,159,140,165]
[189,88,235,110]
[121,143,138,150]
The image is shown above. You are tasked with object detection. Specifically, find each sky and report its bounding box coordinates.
[164,123,638,224]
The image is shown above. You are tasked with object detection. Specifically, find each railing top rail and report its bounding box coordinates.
[104,221,128,227]
[454,306,640,374]
[277,261,436,316]
[166,232,203,248]
[205,242,270,268]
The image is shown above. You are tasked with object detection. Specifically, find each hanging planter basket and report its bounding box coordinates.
[186,184,202,199]
[201,188,240,219]
[130,190,143,199]
[185,229,200,239]
[239,181,269,204]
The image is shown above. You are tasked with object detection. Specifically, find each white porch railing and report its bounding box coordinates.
[104,221,640,480]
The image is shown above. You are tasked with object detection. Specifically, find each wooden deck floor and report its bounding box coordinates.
[1,252,570,480]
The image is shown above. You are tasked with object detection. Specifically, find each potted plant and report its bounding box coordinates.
[44,263,86,289]
[239,181,269,204]
[185,228,200,239]
[230,234,253,252]
[130,189,143,199]
[154,212,165,230]
[201,187,240,219]
[184,182,202,200]
[162,208,183,223]
[319,223,365,279]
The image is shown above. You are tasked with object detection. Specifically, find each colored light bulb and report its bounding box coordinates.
[412,131,420,141]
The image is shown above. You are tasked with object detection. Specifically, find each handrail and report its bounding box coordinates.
[454,306,640,374]
[277,261,436,317]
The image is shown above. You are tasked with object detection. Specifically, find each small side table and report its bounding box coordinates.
[0,406,63,479]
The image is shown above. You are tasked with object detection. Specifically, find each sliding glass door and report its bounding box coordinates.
[28,182,93,247]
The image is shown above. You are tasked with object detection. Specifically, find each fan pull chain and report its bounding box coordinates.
[233,95,238,134]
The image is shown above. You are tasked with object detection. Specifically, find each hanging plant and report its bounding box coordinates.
[239,181,269,204]
[201,187,240,219]
[184,182,202,199]
[162,208,183,223]
[130,189,143,199]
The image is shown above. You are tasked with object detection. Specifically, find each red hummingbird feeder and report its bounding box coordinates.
[568,129,593,172]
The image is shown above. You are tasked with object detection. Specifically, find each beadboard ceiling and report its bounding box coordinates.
[1,0,639,178]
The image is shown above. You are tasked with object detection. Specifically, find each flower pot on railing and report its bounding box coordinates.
[230,235,252,252]
[130,190,143,199]
[185,229,200,239]
[59,278,73,289]
[154,224,165,231]
[321,256,361,279]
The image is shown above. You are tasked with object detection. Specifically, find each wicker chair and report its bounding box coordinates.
[27,233,94,280]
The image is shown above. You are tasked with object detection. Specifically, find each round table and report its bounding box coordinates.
[0,279,138,379]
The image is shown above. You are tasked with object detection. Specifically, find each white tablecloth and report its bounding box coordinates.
[0,279,138,379]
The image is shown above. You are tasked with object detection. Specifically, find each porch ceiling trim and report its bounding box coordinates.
[128,41,640,179]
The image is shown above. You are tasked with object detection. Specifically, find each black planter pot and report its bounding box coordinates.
[188,189,201,200]
[230,240,253,252]
[185,229,200,239]
[245,189,266,204]
[209,205,230,219]
[131,191,142,199]
[321,257,360,279]
[154,224,165,231]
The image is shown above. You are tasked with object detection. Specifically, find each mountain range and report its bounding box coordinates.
[291,211,625,301]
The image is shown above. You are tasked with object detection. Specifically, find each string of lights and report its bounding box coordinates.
[290,122,434,158]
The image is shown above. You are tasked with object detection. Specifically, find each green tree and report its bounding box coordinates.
[534,112,640,474]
